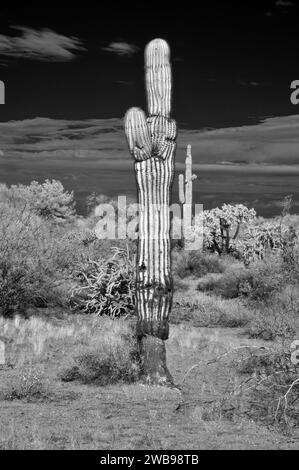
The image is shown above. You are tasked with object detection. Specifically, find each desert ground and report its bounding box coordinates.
[0,181,298,450]
[0,284,298,450]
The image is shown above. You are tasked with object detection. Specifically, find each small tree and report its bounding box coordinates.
[195,204,256,255]
[5,180,76,221]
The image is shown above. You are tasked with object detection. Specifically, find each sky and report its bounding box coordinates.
[1,0,299,127]
[0,0,299,216]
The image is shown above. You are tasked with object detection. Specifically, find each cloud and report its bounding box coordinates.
[177,114,299,166]
[115,80,134,85]
[102,42,139,56]
[275,0,294,6]
[1,115,299,216]
[0,26,86,62]
[0,117,126,160]
[1,114,299,168]
[239,80,260,87]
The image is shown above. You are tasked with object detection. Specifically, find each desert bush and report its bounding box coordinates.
[61,349,139,385]
[70,245,136,316]
[172,250,226,279]
[0,195,129,316]
[186,198,298,264]
[278,284,299,313]
[245,265,298,342]
[237,259,283,302]
[1,366,49,401]
[196,264,250,299]
[236,348,299,431]
[86,192,111,213]
[247,304,297,341]
[59,319,140,385]
[53,227,108,275]
[197,258,284,301]
[196,273,226,292]
[0,204,67,316]
[191,203,256,255]
[173,277,190,291]
[0,180,76,221]
[236,196,298,266]
[172,292,252,328]
[236,221,289,265]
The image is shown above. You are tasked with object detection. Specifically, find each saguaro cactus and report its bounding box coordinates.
[124,39,177,385]
[0,80,4,105]
[179,144,197,248]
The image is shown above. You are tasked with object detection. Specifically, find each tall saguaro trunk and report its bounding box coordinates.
[124,39,177,385]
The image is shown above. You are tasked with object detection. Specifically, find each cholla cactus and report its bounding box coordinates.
[71,246,135,317]
[124,39,177,384]
[178,144,197,249]
[237,221,290,265]
[195,204,256,255]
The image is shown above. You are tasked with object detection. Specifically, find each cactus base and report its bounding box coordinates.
[139,335,173,386]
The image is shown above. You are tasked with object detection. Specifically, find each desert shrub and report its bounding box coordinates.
[236,197,298,266]
[70,245,136,316]
[173,277,190,291]
[196,273,225,292]
[236,221,290,266]
[237,259,283,302]
[247,305,297,341]
[278,284,299,313]
[197,258,284,301]
[1,366,49,401]
[236,349,294,376]
[280,213,299,232]
[0,180,76,221]
[236,348,299,431]
[61,349,139,385]
[59,319,140,385]
[0,204,67,316]
[0,196,129,316]
[172,250,226,279]
[0,260,49,316]
[186,197,298,264]
[44,224,133,280]
[172,292,252,328]
[53,227,108,276]
[86,192,111,213]
[191,203,257,255]
[197,264,250,298]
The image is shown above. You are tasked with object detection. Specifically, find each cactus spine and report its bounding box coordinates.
[179,144,197,248]
[124,39,177,385]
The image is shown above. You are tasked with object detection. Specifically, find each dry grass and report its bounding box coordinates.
[0,314,137,366]
[172,250,228,279]
[0,365,50,402]
[172,290,252,328]
[58,318,140,385]
[0,313,298,449]
[235,346,299,431]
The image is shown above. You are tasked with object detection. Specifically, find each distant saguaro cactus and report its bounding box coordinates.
[179,144,197,248]
[0,80,4,105]
[124,39,177,385]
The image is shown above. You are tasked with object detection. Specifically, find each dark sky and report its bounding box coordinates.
[0,0,299,128]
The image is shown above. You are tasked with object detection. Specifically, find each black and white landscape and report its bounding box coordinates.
[0,0,298,452]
